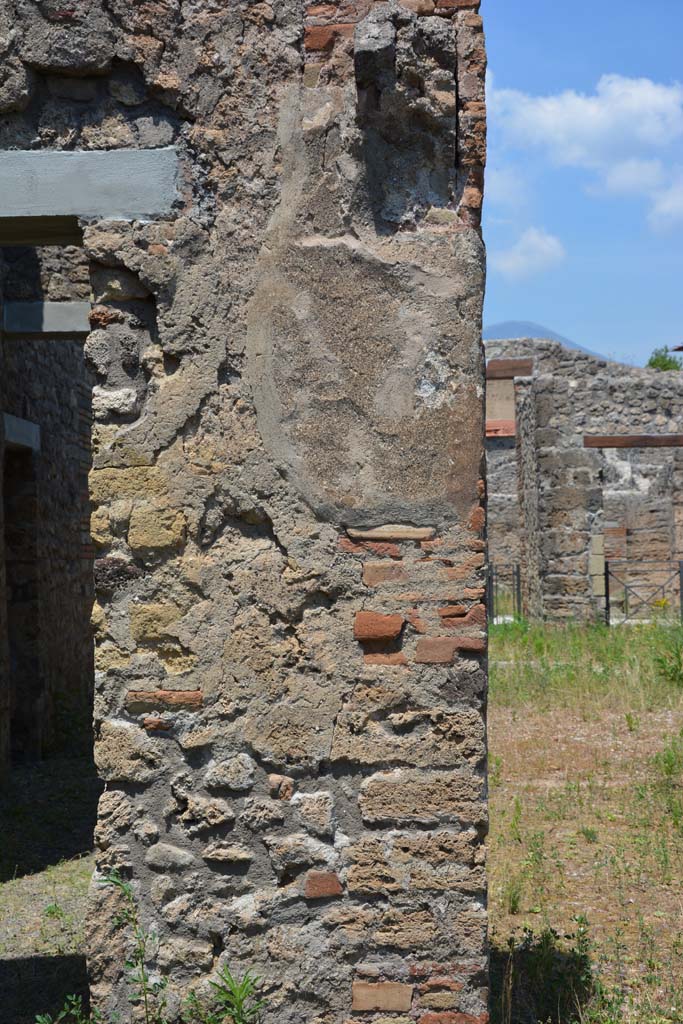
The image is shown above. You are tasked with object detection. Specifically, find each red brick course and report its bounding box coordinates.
[304,22,354,51]
[414,636,486,664]
[125,689,203,712]
[354,610,404,642]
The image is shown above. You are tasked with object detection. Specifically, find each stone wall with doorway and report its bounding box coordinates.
[1,1,489,1022]
[506,342,683,620]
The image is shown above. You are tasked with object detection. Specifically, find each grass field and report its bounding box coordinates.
[488,621,683,1024]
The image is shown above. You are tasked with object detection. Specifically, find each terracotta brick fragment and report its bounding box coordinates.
[142,717,170,732]
[440,604,486,628]
[366,541,401,558]
[453,636,486,652]
[306,3,338,16]
[304,22,354,51]
[125,690,203,713]
[354,611,404,642]
[421,537,444,551]
[363,652,408,666]
[468,506,485,531]
[339,537,401,558]
[352,981,414,1012]
[414,638,458,664]
[406,609,428,633]
[363,562,407,586]
[304,870,343,899]
[419,978,465,993]
[414,636,485,664]
[438,605,466,620]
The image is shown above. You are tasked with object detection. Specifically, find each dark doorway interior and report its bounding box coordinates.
[0,244,100,1020]
[3,446,41,761]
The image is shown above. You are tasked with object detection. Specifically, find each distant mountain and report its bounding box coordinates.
[483,321,604,358]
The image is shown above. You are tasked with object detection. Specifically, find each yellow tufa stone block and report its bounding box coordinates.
[95,642,131,672]
[90,506,114,547]
[91,601,106,636]
[128,504,186,554]
[130,602,182,643]
[89,466,166,504]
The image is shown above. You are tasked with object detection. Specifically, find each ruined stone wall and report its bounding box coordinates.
[485,339,565,574]
[1,1,488,1020]
[514,345,683,620]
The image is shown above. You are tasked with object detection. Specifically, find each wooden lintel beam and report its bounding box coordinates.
[584,434,683,449]
[486,358,533,380]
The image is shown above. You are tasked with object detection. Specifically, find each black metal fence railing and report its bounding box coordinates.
[487,563,522,622]
[605,560,683,625]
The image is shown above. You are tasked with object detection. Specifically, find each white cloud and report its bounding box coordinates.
[489,73,683,229]
[603,158,666,196]
[491,227,566,280]
[649,175,683,230]
[491,74,683,168]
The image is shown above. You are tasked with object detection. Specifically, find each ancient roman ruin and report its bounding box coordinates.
[0,1,488,1020]
[486,338,683,622]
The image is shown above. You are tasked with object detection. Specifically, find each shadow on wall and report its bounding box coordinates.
[0,758,102,881]
[354,7,458,233]
[0,955,90,1024]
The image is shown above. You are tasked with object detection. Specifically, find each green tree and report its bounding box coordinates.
[647,346,683,371]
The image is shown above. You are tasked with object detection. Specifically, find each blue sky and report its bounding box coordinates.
[482,0,683,364]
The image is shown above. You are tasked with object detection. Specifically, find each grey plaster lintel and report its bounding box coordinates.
[3,301,91,336]
[347,524,436,541]
[0,147,179,221]
[3,413,40,452]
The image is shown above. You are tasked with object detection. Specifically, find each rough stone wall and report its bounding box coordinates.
[483,340,539,572]
[512,342,683,620]
[1,1,488,1021]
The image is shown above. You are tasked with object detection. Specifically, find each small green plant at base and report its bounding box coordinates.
[104,870,169,1024]
[183,967,266,1024]
[579,827,599,844]
[36,873,268,1024]
[35,994,104,1024]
